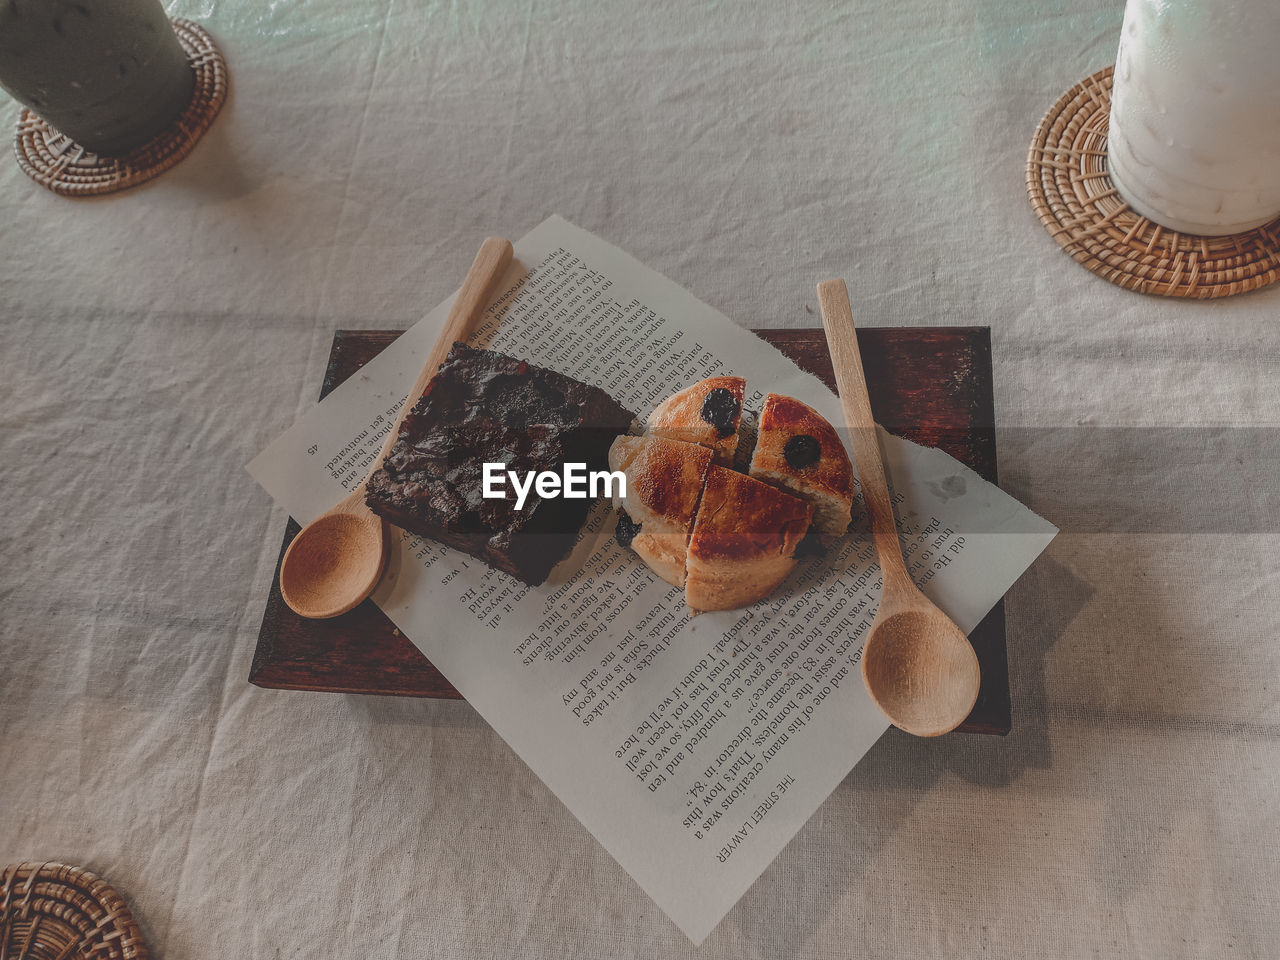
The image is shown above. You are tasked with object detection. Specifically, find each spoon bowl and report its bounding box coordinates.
[278,236,514,619]
[861,605,981,738]
[280,506,388,620]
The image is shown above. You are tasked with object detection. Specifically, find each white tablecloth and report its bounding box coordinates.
[2,1,1277,957]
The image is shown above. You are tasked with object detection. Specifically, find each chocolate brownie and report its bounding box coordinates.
[365,342,635,585]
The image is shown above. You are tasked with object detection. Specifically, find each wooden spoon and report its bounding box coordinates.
[279,237,514,619]
[817,279,980,737]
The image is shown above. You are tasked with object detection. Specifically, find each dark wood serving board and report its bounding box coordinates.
[251,328,1011,735]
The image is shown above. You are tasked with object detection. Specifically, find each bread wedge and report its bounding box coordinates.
[748,393,853,539]
[685,466,812,612]
[646,375,745,465]
[608,434,714,587]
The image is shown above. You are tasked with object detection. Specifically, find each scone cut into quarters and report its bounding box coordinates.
[613,376,855,612]
[646,375,745,465]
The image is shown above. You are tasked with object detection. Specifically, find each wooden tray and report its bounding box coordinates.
[251,328,1011,735]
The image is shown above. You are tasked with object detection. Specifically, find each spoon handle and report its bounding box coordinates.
[372,237,515,468]
[816,279,913,595]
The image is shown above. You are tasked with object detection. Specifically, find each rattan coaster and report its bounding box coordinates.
[1027,66,1280,299]
[14,19,227,198]
[0,862,148,960]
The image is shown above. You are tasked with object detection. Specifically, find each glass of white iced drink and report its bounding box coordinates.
[1108,0,1280,236]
